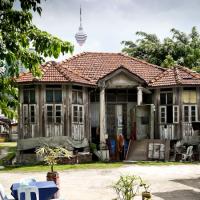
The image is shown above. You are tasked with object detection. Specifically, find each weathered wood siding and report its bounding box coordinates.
[154,86,200,142]
[19,84,91,141]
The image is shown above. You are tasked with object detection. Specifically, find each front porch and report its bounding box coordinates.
[90,67,155,160]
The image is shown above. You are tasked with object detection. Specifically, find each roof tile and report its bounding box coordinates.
[149,65,200,87]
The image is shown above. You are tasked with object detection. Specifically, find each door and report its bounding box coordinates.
[72,105,84,140]
[107,104,127,138]
[135,104,154,140]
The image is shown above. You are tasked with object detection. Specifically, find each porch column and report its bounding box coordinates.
[137,86,143,105]
[100,86,106,144]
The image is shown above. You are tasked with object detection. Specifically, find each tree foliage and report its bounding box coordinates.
[0,0,74,118]
[36,145,72,172]
[122,27,200,70]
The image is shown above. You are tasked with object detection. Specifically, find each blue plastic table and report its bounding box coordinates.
[11,181,58,200]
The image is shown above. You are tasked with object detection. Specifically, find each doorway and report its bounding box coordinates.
[107,104,127,160]
[107,104,127,138]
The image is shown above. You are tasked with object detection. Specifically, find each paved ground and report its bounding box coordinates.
[0,164,199,200]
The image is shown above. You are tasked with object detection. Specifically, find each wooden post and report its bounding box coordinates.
[100,86,106,145]
[137,86,143,105]
[18,86,23,139]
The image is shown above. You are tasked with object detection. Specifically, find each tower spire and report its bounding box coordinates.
[75,5,87,46]
[80,5,82,27]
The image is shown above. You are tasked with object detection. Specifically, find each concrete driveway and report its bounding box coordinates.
[0,164,199,200]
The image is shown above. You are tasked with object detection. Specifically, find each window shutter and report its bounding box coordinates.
[55,104,62,123]
[159,106,166,123]
[79,105,84,124]
[29,104,36,123]
[173,105,179,123]
[46,104,53,123]
[23,104,28,124]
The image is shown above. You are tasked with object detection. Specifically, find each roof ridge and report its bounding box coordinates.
[58,63,93,83]
[119,53,165,71]
[65,66,92,82]
[149,68,171,84]
[62,52,87,63]
[61,52,165,72]
[41,61,57,74]
[176,65,200,78]
[55,64,72,82]
[173,66,182,84]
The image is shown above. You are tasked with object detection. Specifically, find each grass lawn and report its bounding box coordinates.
[0,162,124,172]
[0,142,17,148]
[0,160,199,173]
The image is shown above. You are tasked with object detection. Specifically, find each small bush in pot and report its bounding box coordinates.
[112,175,142,200]
[140,181,152,200]
[36,145,72,184]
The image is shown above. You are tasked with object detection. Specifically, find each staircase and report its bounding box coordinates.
[126,139,148,161]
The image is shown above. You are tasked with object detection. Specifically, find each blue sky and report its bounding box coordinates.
[32,0,200,59]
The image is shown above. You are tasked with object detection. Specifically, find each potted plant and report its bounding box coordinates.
[112,175,142,200]
[140,181,151,200]
[36,145,72,184]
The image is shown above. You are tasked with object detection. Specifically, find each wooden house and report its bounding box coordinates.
[16,52,200,162]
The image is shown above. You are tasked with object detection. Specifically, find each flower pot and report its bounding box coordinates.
[47,171,60,185]
[142,191,151,200]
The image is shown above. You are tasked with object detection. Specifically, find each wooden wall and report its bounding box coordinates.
[19,84,91,141]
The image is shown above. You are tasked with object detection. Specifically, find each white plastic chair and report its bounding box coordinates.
[0,184,14,200]
[182,146,193,161]
[17,186,39,200]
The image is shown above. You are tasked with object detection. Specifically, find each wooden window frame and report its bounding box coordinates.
[173,105,179,123]
[159,106,167,124]
[45,87,62,104]
[160,91,173,105]
[72,89,83,105]
[182,105,198,122]
[182,89,197,104]
[72,104,84,125]
[46,104,62,124]
[23,89,35,104]
[23,104,36,124]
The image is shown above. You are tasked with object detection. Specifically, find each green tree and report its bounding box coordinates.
[122,27,200,70]
[0,0,74,118]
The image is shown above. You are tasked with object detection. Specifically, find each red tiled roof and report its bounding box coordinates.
[149,65,200,87]
[17,52,200,87]
[61,52,164,84]
[17,61,94,85]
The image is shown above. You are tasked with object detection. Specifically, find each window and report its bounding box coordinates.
[55,105,61,123]
[160,106,166,123]
[72,105,84,124]
[183,105,198,122]
[30,105,35,123]
[46,86,62,103]
[182,89,197,103]
[72,90,83,104]
[47,105,53,123]
[160,92,173,105]
[23,89,35,104]
[159,105,179,124]
[159,92,173,124]
[46,104,62,124]
[173,106,179,123]
[23,104,36,124]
